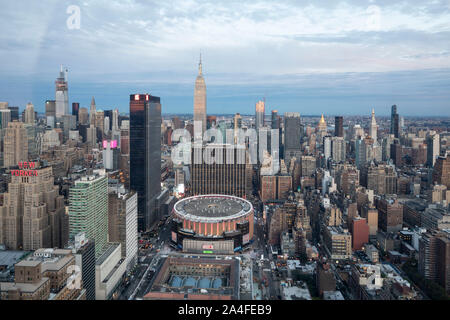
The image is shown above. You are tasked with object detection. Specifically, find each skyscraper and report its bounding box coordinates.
[334,116,344,138]
[3,121,28,168]
[69,170,108,258]
[55,65,69,118]
[193,55,207,133]
[255,100,265,132]
[391,105,400,138]
[24,103,35,124]
[90,97,96,127]
[284,112,302,164]
[0,109,11,130]
[432,154,450,188]
[369,109,378,142]
[331,136,346,162]
[271,110,280,129]
[190,144,252,197]
[72,102,80,122]
[129,94,161,232]
[427,134,440,167]
[108,189,138,271]
[0,164,67,250]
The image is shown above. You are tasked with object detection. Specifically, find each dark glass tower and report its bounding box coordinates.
[72,102,80,122]
[284,112,303,163]
[391,105,400,138]
[104,110,113,132]
[335,116,344,137]
[130,94,161,232]
[8,106,19,121]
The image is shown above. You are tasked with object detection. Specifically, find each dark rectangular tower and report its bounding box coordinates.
[130,94,162,232]
[72,102,80,122]
[335,116,344,137]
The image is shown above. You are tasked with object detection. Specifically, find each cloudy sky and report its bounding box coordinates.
[1,0,450,116]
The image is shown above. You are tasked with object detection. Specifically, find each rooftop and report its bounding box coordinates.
[174,195,252,220]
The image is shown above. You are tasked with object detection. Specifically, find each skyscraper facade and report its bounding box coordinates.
[427,134,440,167]
[369,109,378,142]
[0,164,67,250]
[255,101,265,131]
[90,97,96,127]
[55,66,69,118]
[193,56,207,133]
[335,116,344,138]
[190,144,252,198]
[331,137,346,163]
[129,94,162,232]
[3,121,28,168]
[72,102,80,122]
[391,105,400,138]
[24,103,35,124]
[69,170,108,258]
[284,112,302,164]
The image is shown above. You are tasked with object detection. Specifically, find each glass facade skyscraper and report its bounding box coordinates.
[129,94,161,232]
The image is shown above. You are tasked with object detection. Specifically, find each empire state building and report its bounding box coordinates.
[193,55,207,133]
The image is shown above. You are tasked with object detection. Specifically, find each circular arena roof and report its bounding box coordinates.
[173,195,253,223]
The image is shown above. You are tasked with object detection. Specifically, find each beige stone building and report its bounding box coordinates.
[3,121,28,168]
[0,248,85,300]
[0,164,67,250]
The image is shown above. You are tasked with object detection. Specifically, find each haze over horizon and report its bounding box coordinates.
[1,0,450,116]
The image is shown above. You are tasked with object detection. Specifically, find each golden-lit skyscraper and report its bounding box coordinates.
[194,55,207,133]
[255,100,265,131]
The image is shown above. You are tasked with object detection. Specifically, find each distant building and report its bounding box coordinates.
[350,217,369,251]
[284,112,302,163]
[334,116,344,138]
[323,226,352,260]
[433,154,450,188]
[55,66,69,118]
[427,134,440,167]
[377,198,403,233]
[194,56,207,133]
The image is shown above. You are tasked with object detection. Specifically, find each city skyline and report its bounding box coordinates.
[1,1,450,116]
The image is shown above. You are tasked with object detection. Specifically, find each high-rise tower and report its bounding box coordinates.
[334,116,344,138]
[193,55,207,133]
[255,101,265,131]
[369,109,378,142]
[55,65,69,118]
[391,105,400,138]
[129,94,161,232]
[69,169,108,258]
[89,97,96,127]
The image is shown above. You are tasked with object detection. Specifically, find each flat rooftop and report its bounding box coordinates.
[0,251,29,269]
[145,254,240,300]
[175,195,252,219]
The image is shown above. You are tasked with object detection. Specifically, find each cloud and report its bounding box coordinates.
[0,0,449,115]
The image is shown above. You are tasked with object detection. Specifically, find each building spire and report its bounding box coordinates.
[198,53,203,75]
[320,114,325,124]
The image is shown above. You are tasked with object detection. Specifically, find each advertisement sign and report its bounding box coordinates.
[171,231,177,243]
